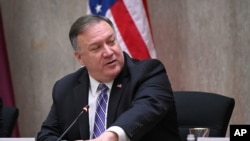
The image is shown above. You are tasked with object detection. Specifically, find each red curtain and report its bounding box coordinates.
[0,9,19,137]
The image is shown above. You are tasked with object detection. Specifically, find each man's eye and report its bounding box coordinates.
[91,45,101,51]
[108,39,115,45]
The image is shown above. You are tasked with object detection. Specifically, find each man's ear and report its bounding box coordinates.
[74,51,85,66]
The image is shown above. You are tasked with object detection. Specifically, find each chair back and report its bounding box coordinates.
[0,98,2,136]
[173,91,235,141]
[1,106,19,137]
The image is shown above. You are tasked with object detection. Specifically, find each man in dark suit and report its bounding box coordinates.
[37,15,181,141]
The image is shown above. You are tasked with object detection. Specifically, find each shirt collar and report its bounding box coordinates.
[89,75,113,95]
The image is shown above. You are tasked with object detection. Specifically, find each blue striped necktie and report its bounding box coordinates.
[93,83,108,138]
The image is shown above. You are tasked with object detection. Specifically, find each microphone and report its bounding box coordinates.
[56,105,89,141]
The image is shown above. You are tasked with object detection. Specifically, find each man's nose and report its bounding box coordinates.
[103,44,113,56]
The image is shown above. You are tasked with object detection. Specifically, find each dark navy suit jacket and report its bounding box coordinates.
[37,53,181,141]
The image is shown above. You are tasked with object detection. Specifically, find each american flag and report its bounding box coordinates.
[87,0,156,60]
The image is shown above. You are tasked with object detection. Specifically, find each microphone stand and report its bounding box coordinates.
[56,105,89,141]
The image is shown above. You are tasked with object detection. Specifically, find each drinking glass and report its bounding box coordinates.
[189,128,210,141]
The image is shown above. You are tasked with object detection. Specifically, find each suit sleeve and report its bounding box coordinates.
[111,60,174,140]
[37,82,62,141]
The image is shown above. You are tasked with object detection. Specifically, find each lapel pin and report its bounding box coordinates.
[117,84,122,88]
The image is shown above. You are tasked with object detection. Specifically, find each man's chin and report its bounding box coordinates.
[103,70,121,81]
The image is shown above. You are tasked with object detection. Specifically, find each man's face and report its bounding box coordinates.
[74,21,124,82]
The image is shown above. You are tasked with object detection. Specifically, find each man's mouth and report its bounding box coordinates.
[105,59,117,66]
[107,60,116,64]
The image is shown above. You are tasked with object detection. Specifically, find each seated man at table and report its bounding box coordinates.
[37,14,181,141]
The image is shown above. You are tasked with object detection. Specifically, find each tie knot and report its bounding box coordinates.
[98,83,108,92]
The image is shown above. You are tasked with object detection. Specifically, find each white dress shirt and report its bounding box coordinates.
[88,75,130,141]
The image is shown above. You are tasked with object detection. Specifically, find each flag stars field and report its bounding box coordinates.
[95,4,102,13]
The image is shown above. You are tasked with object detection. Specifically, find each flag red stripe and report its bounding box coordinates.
[110,0,151,59]
[142,0,154,42]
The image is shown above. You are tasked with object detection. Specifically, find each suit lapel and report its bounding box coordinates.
[107,55,130,127]
[71,53,133,137]
[73,69,90,139]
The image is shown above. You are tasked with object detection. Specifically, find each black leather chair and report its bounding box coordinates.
[173,91,235,141]
[1,106,19,137]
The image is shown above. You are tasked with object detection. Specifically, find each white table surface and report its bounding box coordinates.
[0,138,35,141]
[198,137,230,141]
[0,137,230,141]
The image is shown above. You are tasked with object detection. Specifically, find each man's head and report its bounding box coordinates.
[69,15,124,82]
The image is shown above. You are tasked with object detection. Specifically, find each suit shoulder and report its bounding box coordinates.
[55,67,86,85]
[52,67,87,98]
